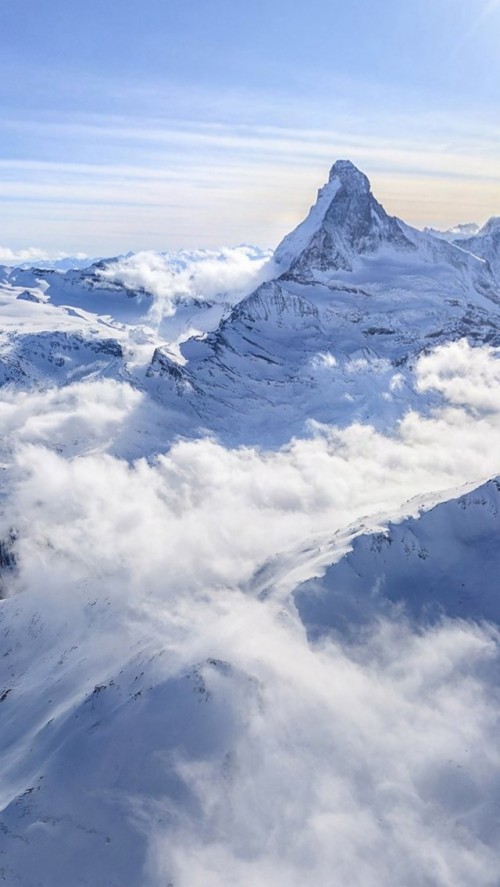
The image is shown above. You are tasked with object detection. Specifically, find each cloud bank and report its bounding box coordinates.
[2,339,500,886]
[97,246,276,326]
[151,616,500,887]
[0,246,90,267]
[416,338,500,411]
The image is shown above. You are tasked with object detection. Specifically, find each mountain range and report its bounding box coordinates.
[1,161,500,887]
[1,160,500,447]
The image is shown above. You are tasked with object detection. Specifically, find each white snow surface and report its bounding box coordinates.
[1,161,500,886]
[455,216,500,285]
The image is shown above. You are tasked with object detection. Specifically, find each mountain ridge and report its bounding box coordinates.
[1,160,499,448]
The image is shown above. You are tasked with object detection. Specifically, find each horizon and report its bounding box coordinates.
[0,157,497,267]
[1,0,499,255]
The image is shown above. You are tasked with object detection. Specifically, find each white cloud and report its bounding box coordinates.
[97,246,277,326]
[416,338,500,411]
[0,246,49,264]
[0,246,89,266]
[150,617,500,887]
[310,351,337,369]
[3,339,500,596]
[2,339,500,884]
[0,379,141,459]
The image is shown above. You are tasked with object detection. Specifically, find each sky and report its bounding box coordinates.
[1,0,500,256]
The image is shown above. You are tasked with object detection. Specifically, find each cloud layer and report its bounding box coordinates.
[416,338,500,411]
[97,246,276,326]
[0,246,89,266]
[152,616,500,887]
[2,339,500,885]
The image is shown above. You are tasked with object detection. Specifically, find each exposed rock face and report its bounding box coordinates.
[0,531,16,571]
[274,159,415,278]
[0,531,17,598]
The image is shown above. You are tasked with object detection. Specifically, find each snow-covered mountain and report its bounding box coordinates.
[144,161,500,444]
[424,216,500,287]
[273,161,492,286]
[273,160,415,274]
[2,161,500,887]
[295,478,500,635]
[2,166,498,449]
[21,255,96,272]
[455,216,500,284]
[0,252,95,271]
[0,468,500,887]
[0,247,275,421]
[424,222,481,242]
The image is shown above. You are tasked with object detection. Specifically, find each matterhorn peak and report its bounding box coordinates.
[274,159,413,278]
[328,159,370,191]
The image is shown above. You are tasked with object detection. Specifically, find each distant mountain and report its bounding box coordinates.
[424,222,481,242]
[424,218,500,285]
[11,255,96,272]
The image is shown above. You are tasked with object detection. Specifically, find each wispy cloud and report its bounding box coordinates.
[1,98,499,252]
[4,115,500,181]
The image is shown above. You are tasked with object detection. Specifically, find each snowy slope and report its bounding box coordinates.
[0,247,275,396]
[456,216,500,285]
[2,160,500,887]
[144,162,500,445]
[1,470,500,886]
[294,478,500,637]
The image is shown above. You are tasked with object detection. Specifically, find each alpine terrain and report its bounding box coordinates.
[1,161,500,887]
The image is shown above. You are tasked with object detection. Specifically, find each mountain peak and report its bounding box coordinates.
[328,159,370,191]
[274,159,412,277]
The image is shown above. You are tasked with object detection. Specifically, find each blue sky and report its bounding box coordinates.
[1,0,499,257]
